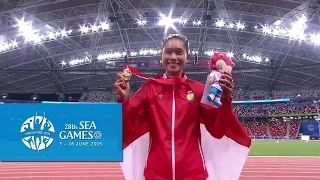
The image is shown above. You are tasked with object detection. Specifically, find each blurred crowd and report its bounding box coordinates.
[232,89,320,101]
[240,118,301,139]
[234,103,318,116]
[80,90,320,117]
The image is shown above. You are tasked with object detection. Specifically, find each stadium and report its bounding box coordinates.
[0,0,320,179]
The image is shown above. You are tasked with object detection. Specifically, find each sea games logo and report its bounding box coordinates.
[308,124,315,131]
[20,113,55,152]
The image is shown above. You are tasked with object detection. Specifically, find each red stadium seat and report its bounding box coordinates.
[269,118,287,138]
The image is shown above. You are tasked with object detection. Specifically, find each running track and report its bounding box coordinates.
[0,157,319,179]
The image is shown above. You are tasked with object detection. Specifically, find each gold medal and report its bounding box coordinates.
[123,67,132,81]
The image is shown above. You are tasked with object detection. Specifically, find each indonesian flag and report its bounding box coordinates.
[121,66,251,180]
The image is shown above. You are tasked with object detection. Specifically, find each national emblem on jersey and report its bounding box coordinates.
[186,91,195,102]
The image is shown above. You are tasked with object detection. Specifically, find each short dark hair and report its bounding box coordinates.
[162,34,189,52]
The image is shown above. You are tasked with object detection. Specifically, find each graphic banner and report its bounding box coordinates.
[0,103,122,162]
[300,121,320,136]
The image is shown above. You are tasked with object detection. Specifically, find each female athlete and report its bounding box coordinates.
[114,34,251,180]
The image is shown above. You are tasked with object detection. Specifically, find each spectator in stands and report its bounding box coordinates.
[115,34,251,180]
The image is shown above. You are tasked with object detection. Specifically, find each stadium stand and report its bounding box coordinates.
[247,120,269,138]
[289,120,300,137]
[269,118,287,138]
[233,89,320,101]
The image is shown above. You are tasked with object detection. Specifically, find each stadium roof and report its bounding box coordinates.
[0,0,320,94]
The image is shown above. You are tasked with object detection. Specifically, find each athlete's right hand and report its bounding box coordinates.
[114,72,130,102]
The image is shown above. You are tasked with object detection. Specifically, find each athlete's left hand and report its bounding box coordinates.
[219,71,234,99]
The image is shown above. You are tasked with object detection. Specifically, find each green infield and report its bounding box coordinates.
[249,140,320,156]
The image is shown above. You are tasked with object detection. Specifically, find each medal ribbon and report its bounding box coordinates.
[125,65,149,80]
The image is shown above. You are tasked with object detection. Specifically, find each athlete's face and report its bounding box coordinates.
[161,38,190,78]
